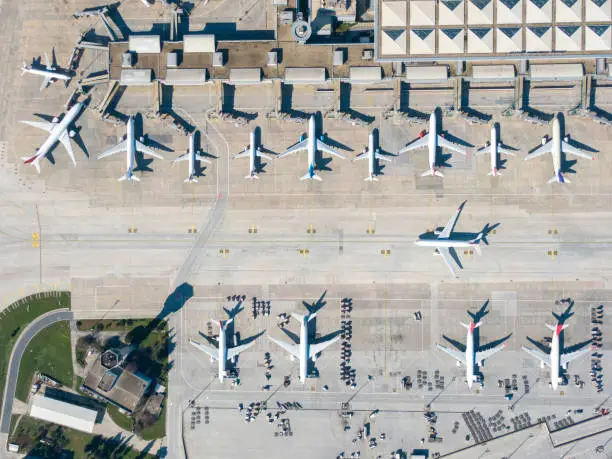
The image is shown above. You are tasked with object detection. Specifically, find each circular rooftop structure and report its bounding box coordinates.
[292,20,312,43]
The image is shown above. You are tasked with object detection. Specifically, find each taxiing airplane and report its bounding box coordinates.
[97,116,164,182]
[22,52,71,91]
[21,102,85,173]
[415,201,492,277]
[522,302,591,390]
[173,133,210,183]
[233,129,273,179]
[190,316,264,383]
[437,302,509,388]
[525,115,594,184]
[278,115,345,181]
[353,129,391,181]
[476,125,515,176]
[398,111,468,177]
[268,303,340,383]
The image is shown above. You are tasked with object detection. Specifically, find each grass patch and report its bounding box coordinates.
[9,414,156,458]
[0,291,69,404]
[15,321,73,402]
[77,318,152,332]
[139,403,166,440]
[335,22,356,34]
[107,404,133,432]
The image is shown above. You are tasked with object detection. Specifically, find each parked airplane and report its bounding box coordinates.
[525,115,594,184]
[398,111,468,177]
[415,201,492,277]
[353,129,391,181]
[522,302,591,390]
[233,129,273,179]
[97,116,164,182]
[437,302,509,388]
[22,52,71,91]
[173,133,210,183]
[268,299,340,383]
[21,102,85,173]
[190,314,264,383]
[476,125,515,176]
[278,115,345,181]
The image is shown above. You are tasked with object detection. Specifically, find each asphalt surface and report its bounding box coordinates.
[0,309,73,434]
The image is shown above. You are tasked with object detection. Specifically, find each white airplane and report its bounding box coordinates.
[21,102,85,173]
[139,0,152,6]
[233,129,273,179]
[398,111,468,177]
[190,318,263,383]
[22,52,71,91]
[475,125,516,176]
[97,116,164,182]
[173,133,210,183]
[268,307,340,383]
[522,304,591,390]
[278,115,345,181]
[525,115,594,184]
[437,304,508,389]
[415,201,491,278]
[353,129,392,181]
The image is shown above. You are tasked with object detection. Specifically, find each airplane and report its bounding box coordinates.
[353,129,392,181]
[525,115,594,184]
[414,201,493,278]
[267,298,340,383]
[190,312,264,383]
[278,115,345,181]
[233,129,273,179]
[21,102,85,173]
[475,125,516,176]
[436,302,509,388]
[22,51,71,91]
[398,110,468,177]
[173,133,210,183]
[522,301,591,390]
[97,116,164,182]
[139,0,152,6]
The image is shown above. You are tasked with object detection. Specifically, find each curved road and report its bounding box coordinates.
[0,309,73,434]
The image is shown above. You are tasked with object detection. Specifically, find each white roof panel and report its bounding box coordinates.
[497,0,523,24]
[530,63,584,80]
[405,65,449,82]
[30,394,97,434]
[409,29,435,54]
[439,0,464,25]
[555,0,581,22]
[555,25,582,51]
[585,24,612,50]
[526,26,552,51]
[349,66,383,83]
[284,67,327,84]
[526,0,552,23]
[468,0,493,24]
[183,35,215,53]
[472,64,516,81]
[586,0,611,21]
[438,28,465,54]
[128,35,161,54]
[381,1,407,26]
[496,27,523,52]
[120,69,153,86]
[163,69,208,85]
[410,1,436,25]
[468,28,493,53]
[229,68,262,84]
[381,29,407,55]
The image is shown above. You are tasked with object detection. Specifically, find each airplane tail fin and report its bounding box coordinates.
[300,173,322,181]
[291,312,305,323]
[545,323,567,333]
[548,172,570,184]
[22,156,41,173]
[21,64,27,75]
[364,175,378,182]
[474,244,482,256]
[487,168,501,176]
[421,169,444,178]
[118,171,140,182]
[459,321,469,330]
[245,172,259,180]
[185,175,198,183]
[307,312,318,322]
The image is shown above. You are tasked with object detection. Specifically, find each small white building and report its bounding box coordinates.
[30,394,97,434]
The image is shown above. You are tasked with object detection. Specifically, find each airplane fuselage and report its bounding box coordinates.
[551,117,562,176]
[299,317,309,383]
[218,323,228,382]
[550,327,561,390]
[368,132,376,178]
[126,117,137,174]
[489,127,499,174]
[307,116,317,172]
[26,103,83,164]
[427,112,438,171]
[249,130,257,175]
[23,66,70,82]
[188,134,196,179]
[415,239,478,249]
[465,327,476,388]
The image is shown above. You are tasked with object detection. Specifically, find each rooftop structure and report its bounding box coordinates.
[30,393,97,433]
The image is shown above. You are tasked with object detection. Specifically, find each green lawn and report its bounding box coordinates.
[107,404,133,432]
[76,318,152,332]
[15,321,73,402]
[139,403,166,440]
[0,291,69,405]
[9,415,157,458]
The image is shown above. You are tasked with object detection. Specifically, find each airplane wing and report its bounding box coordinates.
[437,247,458,277]
[233,148,250,159]
[279,139,308,158]
[438,202,465,239]
[189,339,218,361]
[268,335,299,358]
[475,145,489,156]
[227,340,257,360]
[136,140,164,160]
[353,150,369,161]
[309,334,341,357]
[561,141,594,160]
[525,141,553,160]
[173,152,190,163]
[40,77,52,92]
[475,344,506,363]
[522,345,550,367]
[98,140,128,159]
[21,120,54,133]
[497,146,516,156]
[44,52,51,70]
[398,134,429,154]
[374,152,392,162]
[317,140,345,159]
[437,343,464,363]
[58,131,77,166]
[437,135,467,155]
[194,154,212,163]
[560,347,590,366]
